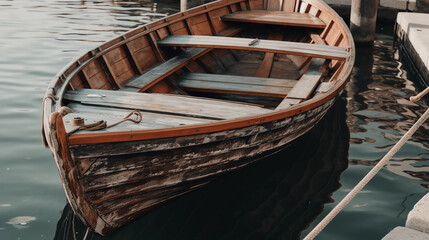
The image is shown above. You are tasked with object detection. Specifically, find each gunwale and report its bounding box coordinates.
[43,0,355,146]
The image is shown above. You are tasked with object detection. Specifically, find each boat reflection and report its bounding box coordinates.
[54,96,350,240]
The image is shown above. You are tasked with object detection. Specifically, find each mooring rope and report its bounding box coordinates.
[303,87,429,240]
[82,227,90,240]
[68,110,142,135]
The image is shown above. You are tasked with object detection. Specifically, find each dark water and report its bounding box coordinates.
[0,1,428,240]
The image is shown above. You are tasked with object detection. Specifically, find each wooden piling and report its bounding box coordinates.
[181,0,205,11]
[350,0,379,45]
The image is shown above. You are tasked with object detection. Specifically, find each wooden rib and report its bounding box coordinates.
[295,32,326,72]
[227,4,234,13]
[228,49,240,61]
[321,20,334,39]
[78,71,91,89]
[148,32,166,62]
[239,1,248,10]
[205,12,217,35]
[123,43,143,75]
[330,32,345,71]
[255,31,284,78]
[195,58,214,73]
[283,0,297,12]
[209,52,227,71]
[248,0,255,9]
[221,10,326,28]
[184,18,194,35]
[100,56,120,89]
[158,35,348,60]
[267,0,282,10]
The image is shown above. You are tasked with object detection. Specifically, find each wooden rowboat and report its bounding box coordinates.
[43,0,355,236]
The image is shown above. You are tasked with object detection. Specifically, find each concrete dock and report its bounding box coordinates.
[396,12,429,85]
[325,0,416,11]
[326,0,416,21]
[383,9,429,240]
[383,193,429,239]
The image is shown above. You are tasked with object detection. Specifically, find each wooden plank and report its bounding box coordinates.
[124,47,206,90]
[282,0,297,12]
[276,58,325,109]
[148,32,165,62]
[63,103,217,134]
[267,0,282,10]
[122,26,244,92]
[276,98,301,109]
[176,72,296,98]
[255,31,283,78]
[221,10,326,28]
[286,58,325,99]
[309,32,326,45]
[178,72,296,87]
[124,43,143,74]
[64,89,272,120]
[158,35,348,60]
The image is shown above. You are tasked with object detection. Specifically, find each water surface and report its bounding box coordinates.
[0,1,428,239]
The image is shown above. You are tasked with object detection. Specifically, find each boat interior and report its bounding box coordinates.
[56,0,352,135]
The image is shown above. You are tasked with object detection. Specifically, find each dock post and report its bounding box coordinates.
[181,0,205,11]
[417,0,429,12]
[350,0,379,45]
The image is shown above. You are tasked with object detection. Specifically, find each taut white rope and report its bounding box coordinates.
[303,90,429,240]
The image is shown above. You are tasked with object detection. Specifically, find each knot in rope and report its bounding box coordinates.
[68,110,142,135]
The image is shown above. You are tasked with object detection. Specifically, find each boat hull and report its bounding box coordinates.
[50,96,337,234]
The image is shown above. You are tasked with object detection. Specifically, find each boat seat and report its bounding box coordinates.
[120,26,244,92]
[157,35,349,60]
[176,73,297,98]
[63,89,272,121]
[120,47,207,92]
[221,10,326,29]
[276,58,327,110]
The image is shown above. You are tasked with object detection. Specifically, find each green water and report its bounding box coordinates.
[0,1,428,239]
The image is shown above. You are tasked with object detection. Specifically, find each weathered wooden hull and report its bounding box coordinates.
[53,96,350,240]
[73,97,336,233]
[43,0,355,236]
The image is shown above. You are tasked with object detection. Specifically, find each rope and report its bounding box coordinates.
[42,93,59,147]
[303,91,429,240]
[68,110,142,135]
[410,86,429,102]
[82,227,90,240]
